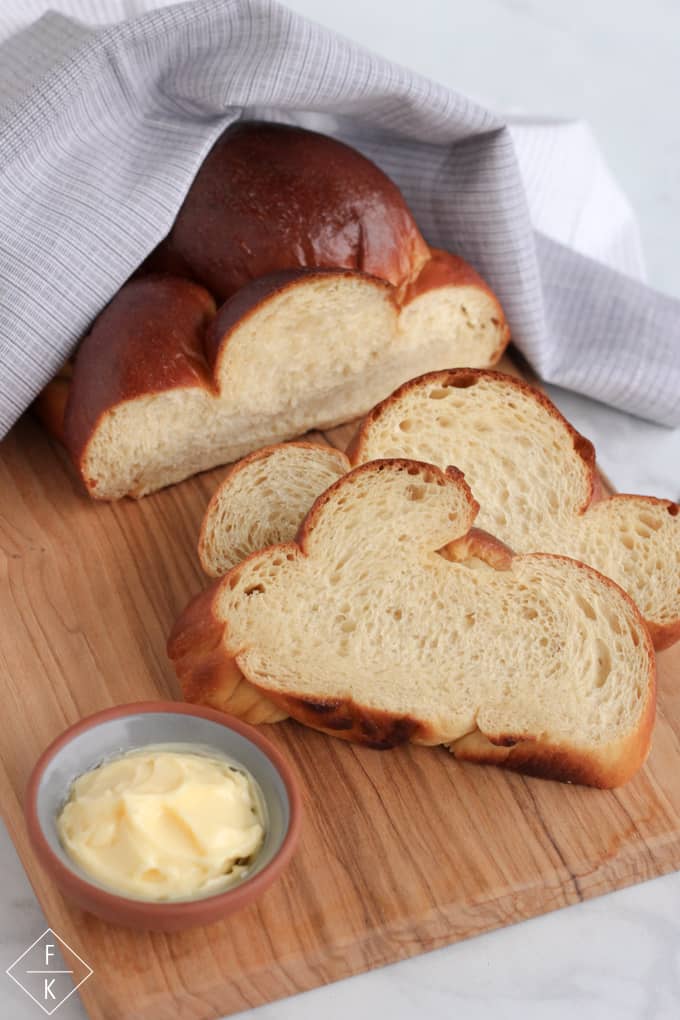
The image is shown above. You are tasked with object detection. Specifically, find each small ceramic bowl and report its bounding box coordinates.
[25,701,302,931]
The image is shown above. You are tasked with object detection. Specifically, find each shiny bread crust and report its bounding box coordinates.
[62,275,217,476]
[145,120,431,300]
[44,126,510,491]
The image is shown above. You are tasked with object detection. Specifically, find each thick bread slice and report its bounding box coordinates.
[353,370,680,650]
[64,262,507,500]
[169,460,655,787]
[199,443,350,576]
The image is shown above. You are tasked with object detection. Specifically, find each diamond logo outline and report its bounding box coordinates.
[6,927,93,1016]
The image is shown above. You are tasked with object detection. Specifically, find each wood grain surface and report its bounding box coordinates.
[1,363,679,1020]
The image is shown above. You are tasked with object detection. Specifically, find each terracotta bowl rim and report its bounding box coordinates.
[24,700,302,923]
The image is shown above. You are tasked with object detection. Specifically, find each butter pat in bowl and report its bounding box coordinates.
[25,702,302,930]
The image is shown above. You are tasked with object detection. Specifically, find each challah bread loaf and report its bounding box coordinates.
[353,369,680,649]
[145,121,431,299]
[199,443,350,576]
[63,259,506,500]
[169,459,655,787]
[45,122,509,499]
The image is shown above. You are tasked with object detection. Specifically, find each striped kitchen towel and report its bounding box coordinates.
[0,0,678,434]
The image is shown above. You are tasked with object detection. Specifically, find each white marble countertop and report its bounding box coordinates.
[2,1,680,1017]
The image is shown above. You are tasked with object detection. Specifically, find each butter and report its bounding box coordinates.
[57,747,265,901]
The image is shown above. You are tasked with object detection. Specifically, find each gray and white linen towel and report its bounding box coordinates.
[0,0,678,438]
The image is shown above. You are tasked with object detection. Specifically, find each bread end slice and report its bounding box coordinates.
[199,442,350,576]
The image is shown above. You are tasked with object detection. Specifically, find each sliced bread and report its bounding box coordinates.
[50,120,510,500]
[199,442,350,576]
[351,370,680,649]
[63,259,507,500]
[169,459,655,787]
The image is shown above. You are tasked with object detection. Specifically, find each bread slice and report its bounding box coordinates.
[63,260,507,500]
[169,459,655,787]
[352,370,680,650]
[199,442,350,576]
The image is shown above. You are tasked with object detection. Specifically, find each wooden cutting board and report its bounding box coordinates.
[1,362,679,1020]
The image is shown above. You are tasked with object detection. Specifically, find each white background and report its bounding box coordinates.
[2,1,680,1018]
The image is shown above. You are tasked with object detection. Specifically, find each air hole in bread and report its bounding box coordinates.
[399,419,415,432]
[244,583,265,596]
[638,512,662,531]
[428,388,451,400]
[668,504,679,517]
[407,485,426,501]
[606,612,623,635]
[575,595,596,620]
[446,373,477,389]
[594,639,612,687]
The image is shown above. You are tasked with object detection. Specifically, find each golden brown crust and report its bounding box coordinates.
[441,526,514,569]
[167,583,287,725]
[268,693,432,748]
[146,121,430,300]
[647,618,680,652]
[63,276,216,475]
